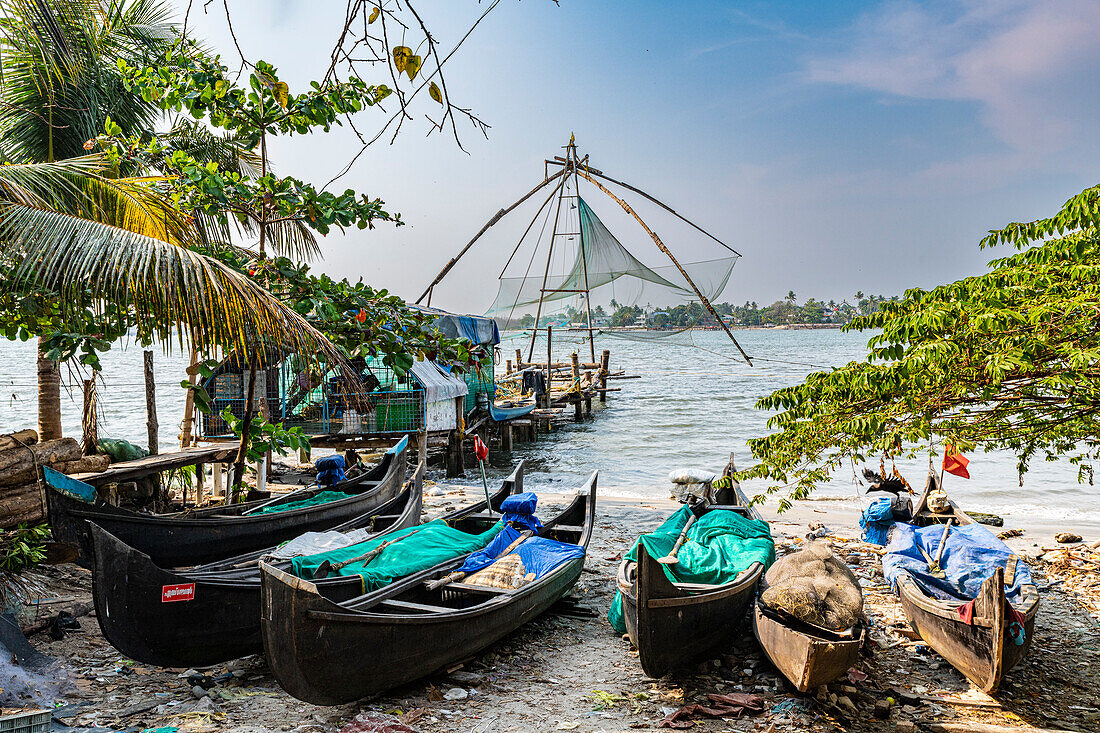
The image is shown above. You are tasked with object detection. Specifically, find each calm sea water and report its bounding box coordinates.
[0,329,1094,534]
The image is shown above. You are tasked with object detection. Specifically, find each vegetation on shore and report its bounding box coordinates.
[743,185,1100,507]
[508,292,896,330]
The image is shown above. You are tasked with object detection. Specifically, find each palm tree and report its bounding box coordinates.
[786,290,797,304]
[0,0,341,440]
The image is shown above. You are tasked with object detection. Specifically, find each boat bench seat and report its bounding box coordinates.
[545,524,584,534]
[447,582,516,596]
[377,598,452,614]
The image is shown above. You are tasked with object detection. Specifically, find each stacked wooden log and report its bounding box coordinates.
[0,430,109,527]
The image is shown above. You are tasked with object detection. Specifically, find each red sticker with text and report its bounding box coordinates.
[161,583,195,603]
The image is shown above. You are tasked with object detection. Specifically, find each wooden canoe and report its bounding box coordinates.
[48,436,409,567]
[86,461,523,668]
[752,603,865,691]
[615,461,765,677]
[892,471,1039,691]
[259,472,597,705]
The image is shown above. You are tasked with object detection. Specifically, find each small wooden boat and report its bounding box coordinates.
[891,472,1039,691]
[47,437,410,567]
[615,461,767,678]
[259,472,597,704]
[752,603,865,691]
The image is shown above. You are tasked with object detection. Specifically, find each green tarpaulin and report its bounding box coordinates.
[608,505,775,633]
[252,490,351,515]
[291,519,505,593]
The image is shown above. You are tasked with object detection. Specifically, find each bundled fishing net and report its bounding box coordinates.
[465,553,536,590]
[760,541,863,631]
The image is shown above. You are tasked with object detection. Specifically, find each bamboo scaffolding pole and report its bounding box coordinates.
[416,170,565,305]
[576,170,753,365]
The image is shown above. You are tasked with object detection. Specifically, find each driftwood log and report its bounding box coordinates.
[0,429,38,453]
[0,433,110,527]
[0,481,48,526]
[0,438,84,488]
[0,452,108,488]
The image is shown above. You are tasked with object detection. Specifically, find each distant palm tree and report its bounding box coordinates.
[786,290,797,304]
[855,291,865,300]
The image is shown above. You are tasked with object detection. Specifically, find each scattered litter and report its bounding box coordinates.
[658,692,764,728]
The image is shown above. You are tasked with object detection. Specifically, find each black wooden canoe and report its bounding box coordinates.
[892,472,1039,691]
[616,462,766,677]
[48,437,409,567]
[259,471,597,705]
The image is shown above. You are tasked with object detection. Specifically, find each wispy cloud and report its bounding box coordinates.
[806,0,1100,156]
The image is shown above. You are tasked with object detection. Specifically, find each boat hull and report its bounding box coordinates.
[261,557,584,704]
[618,542,762,678]
[260,473,595,705]
[49,440,407,567]
[88,487,414,667]
[896,568,1038,691]
[752,604,864,691]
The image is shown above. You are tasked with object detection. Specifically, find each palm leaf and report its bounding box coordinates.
[0,202,344,361]
[0,154,193,244]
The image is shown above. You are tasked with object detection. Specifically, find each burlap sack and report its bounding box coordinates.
[760,540,863,631]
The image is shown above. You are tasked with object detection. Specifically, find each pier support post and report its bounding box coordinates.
[417,428,428,467]
[446,398,466,477]
[544,327,553,409]
[571,352,583,422]
[515,349,523,368]
[143,351,158,455]
[598,350,611,403]
[81,377,98,455]
[501,423,513,452]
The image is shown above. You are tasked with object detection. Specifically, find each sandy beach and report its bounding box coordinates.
[13,482,1099,733]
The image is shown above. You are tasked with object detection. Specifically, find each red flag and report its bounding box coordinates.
[943,448,970,479]
[473,435,488,462]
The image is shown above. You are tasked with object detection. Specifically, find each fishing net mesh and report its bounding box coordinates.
[761,540,864,631]
[487,197,738,317]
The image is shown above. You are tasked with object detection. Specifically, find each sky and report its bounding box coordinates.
[183,0,1100,312]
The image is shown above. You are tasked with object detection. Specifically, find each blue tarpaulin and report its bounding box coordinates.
[883,521,1032,602]
[456,492,581,579]
[314,455,346,487]
[860,497,895,545]
[455,492,544,575]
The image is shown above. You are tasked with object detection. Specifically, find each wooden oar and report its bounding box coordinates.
[657,513,698,565]
[311,529,418,579]
[926,519,954,579]
[424,529,534,591]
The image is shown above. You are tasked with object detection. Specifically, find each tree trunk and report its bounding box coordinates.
[37,337,62,441]
[231,350,259,503]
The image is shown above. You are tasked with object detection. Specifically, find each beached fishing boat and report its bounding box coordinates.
[47,437,410,567]
[89,459,434,667]
[259,472,597,705]
[886,472,1039,691]
[612,461,773,678]
[752,604,865,691]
